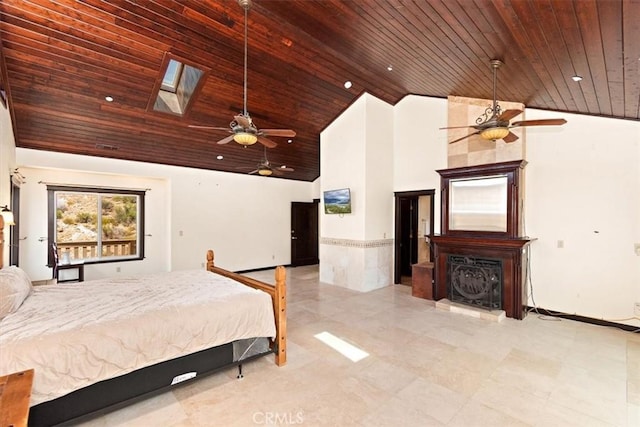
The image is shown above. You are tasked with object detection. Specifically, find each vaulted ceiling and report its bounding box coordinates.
[0,0,638,182]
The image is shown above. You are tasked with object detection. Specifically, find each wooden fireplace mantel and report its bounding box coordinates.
[430,234,532,320]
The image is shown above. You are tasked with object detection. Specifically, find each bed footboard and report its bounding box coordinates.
[206,250,286,366]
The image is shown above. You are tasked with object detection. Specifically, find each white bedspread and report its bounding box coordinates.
[0,269,276,406]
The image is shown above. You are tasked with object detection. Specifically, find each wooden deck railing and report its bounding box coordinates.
[57,240,137,260]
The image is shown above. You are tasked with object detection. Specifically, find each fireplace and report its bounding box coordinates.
[448,255,502,310]
[431,235,530,319]
[429,160,532,320]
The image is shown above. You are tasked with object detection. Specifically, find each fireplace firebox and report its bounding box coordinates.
[447,255,502,310]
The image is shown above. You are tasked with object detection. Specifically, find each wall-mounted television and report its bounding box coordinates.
[323,188,352,214]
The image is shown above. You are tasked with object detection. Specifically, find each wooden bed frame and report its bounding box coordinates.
[0,222,287,425]
[206,249,287,366]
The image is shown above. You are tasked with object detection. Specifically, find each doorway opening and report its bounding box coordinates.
[394,190,435,285]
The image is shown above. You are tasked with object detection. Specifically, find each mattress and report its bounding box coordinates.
[0,269,276,406]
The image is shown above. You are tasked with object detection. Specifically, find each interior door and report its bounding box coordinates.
[290,201,319,266]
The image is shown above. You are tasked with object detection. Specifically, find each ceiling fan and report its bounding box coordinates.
[236,146,294,176]
[441,59,566,144]
[188,0,295,148]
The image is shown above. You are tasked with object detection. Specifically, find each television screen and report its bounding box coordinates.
[323,188,351,214]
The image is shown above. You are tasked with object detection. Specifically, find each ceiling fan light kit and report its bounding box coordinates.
[480,127,510,141]
[258,168,273,176]
[233,132,258,145]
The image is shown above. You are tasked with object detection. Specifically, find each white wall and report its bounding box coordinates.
[319,93,395,291]
[321,94,367,239]
[393,95,448,233]
[525,109,640,324]
[0,104,16,267]
[364,95,394,240]
[16,148,315,279]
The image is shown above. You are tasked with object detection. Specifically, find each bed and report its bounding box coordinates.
[0,217,286,426]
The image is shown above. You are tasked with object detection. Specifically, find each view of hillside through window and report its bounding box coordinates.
[56,192,139,261]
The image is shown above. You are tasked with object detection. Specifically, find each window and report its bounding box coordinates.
[47,186,145,264]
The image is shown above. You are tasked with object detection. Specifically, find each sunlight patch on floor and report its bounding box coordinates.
[314,331,369,362]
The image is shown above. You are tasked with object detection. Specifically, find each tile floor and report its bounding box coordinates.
[74,265,639,426]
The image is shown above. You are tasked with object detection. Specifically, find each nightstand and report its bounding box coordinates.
[0,369,34,427]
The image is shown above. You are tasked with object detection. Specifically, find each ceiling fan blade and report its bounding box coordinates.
[216,134,236,145]
[502,131,519,143]
[439,125,475,130]
[448,131,480,144]
[257,136,277,148]
[497,109,523,122]
[247,169,259,175]
[234,114,252,128]
[261,129,296,137]
[511,118,567,127]
[189,125,231,131]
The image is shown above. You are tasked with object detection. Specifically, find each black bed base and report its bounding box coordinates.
[29,342,273,427]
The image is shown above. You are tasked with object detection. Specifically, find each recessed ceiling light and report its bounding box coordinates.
[105,96,114,102]
[287,139,293,144]
[344,81,352,89]
[280,165,287,169]
[387,65,393,71]
[216,155,223,160]
[571,75,583,82]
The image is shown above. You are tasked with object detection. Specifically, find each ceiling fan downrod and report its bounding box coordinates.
[490,59,503,118]
[239,0,252,117]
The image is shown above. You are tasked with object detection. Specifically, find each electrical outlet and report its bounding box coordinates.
[557,240,564,248]
[116,267,121,273]
[635,243,640,256]
[635,302,640,316]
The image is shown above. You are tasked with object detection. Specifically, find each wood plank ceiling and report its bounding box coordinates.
[0,0,638,182]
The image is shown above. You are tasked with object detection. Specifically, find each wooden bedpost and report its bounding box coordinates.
[273,265,287,366]
[206,249,214,271]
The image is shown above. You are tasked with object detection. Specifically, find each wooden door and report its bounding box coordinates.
[290,201,319,266]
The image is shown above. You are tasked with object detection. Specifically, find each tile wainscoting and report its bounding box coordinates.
[319,238,394,292]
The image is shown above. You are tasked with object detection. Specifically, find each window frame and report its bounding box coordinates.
[47,185,146,266]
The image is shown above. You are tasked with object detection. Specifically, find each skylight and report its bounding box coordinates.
[150,54,208,117]
[161,59,183,93]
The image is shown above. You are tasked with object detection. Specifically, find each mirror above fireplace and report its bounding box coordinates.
[438,160,527,239]
[449,175,508,233]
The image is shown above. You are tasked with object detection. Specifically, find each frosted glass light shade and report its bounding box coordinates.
[480,127,510,141]
[233,132,258,145]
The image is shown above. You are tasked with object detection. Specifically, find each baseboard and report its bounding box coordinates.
[525,306,639,333]
[235,265,292,275]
